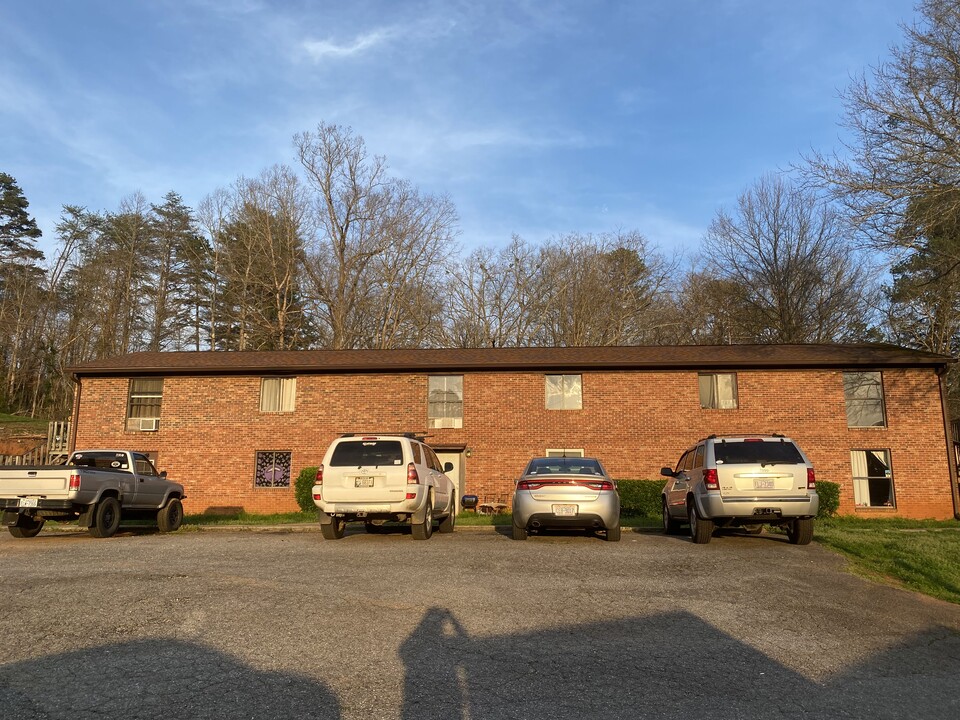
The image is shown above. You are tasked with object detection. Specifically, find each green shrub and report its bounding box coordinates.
[816,480,841,518]
[295,466,319,514]
[617,479,664,517]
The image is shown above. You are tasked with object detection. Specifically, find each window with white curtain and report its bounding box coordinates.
[698,373,738,409]
[545,375,582,410]
[428,375,463,428]
[260,377,296,412]
[850,449,895,508]
[843,371,886,427]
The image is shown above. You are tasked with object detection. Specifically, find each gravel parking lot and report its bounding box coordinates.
[1,525,959,719]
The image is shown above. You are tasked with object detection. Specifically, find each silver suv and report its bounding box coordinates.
[312,433,456,540]
[660,434,819,544]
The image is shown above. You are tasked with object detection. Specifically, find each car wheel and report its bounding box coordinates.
[88,497,121,538]
[787,517,814,545]
[438,496,456,534]
[662,498,683,535]
[320,516,346,540]
[688,501,714,544]
[606,524,621,542]
[742,524,764,535]
[512,521,528,541]
[412,492,434,540]
[157,498,183,533]
[8,517,44,539]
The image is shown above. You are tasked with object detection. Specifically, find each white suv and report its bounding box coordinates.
[312,433,456,540]
[660,434,819,544]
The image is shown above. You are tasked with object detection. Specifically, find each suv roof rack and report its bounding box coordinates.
[339,432,427,440]
[699,433,788,443]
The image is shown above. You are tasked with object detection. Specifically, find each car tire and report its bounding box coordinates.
[787,517,814,545]
[743,524,764,535]
[411,492,434,540]
[89,497,121,539]
[512,521,528,541]
[157,498,183,533]
[606,524,621,542]
[321,516,346,540]
[662,498,683,535]
[8,517,44,539]
[688,501,714,544]
[438,496,456,534]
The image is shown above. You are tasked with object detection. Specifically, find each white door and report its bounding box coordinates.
[436,451,465,512]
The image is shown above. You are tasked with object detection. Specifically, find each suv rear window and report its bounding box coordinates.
[714,441,804,465]
[330,441,404,467]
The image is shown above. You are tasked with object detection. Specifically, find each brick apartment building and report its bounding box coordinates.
[67,344,960,520]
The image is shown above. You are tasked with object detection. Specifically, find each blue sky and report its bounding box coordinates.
[1,0,918,260]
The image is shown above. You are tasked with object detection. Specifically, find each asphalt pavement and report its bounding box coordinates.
[1,524,959,719]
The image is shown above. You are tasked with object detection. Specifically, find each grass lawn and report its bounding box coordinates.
[814,517,960,605]
[0,413,50,437]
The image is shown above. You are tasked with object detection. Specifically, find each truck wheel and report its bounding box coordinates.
[8,517,44,539]
[411,492,434,540]
[157,498,183,533]
[688,501,714,544]
[787,517,814,545]
[320,517,346,540]
[89,497,121,538]
[438,496,456,534]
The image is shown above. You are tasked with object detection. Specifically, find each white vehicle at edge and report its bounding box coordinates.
[312,433,456,540]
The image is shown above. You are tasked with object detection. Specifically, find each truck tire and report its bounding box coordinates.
[411,491,434,540]
[787,517,814,545]
[157,498,184,533]
[438,496,456,534]
[8,517,44,539]
[88,497,121,538]
[320,516,346,540]
[688,501,714,544]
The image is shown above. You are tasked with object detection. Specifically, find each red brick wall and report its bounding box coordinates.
[73,367,957,519]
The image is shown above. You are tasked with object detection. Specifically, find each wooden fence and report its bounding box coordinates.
[0,421,71,466]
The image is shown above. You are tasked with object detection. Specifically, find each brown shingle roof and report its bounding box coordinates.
[67,344,954,377]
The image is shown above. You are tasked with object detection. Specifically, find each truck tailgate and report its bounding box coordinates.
[0,469,71,497]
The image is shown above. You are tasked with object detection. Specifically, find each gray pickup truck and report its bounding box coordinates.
[0,449,185,539]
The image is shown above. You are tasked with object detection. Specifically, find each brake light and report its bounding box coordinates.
[703,469,720,490]
[807,468,817,489]
[315,465,324,484]
[68,474,81,491]
[407,463,420,484]
[517,480,542,491]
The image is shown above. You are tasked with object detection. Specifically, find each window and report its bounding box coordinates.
[428,376,463,428]
[699,373,738,409]
[851,449,895,508]
[255,451,292,488]
[126,378,163,431]
[693,445,705,469]
[260,377,296,412]
[545,375,582,410]
[330,441,404,467]
[843,371,886,427]
[133,454,159,476]
[546,448,585,458]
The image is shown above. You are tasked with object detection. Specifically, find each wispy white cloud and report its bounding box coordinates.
[301,27,397,61]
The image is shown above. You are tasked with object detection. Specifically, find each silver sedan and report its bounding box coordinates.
[511,457,621,541]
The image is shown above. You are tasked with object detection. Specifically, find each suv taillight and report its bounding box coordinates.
[68,474,81,491]
[407,463,420,484]
[807,468,816,489]
[703,469,720,490]
[315,465,323,484]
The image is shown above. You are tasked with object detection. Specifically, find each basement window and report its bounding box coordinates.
[255,451,292,488]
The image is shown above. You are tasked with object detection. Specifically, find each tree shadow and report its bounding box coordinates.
[400,607,960,719]
[0,638,341,719]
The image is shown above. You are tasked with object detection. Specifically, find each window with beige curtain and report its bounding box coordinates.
[850,449,895,508]
[126,378,163,430]
[260,377,296,412]
[545,375,582,410]
[698,373,738,409]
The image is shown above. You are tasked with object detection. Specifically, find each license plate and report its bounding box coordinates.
[552,504,577,517]
[18,498,38,508]
[354,477,374,488]
[753,479,775,490]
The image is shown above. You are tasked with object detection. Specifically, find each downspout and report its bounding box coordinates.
[935,365,960,520]
[70,376,82,453]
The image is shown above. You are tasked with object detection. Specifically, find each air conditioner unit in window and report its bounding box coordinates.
[139,418,159,431]
[432,418,460,429]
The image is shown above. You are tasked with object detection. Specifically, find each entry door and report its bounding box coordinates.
[436,452,465,512]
